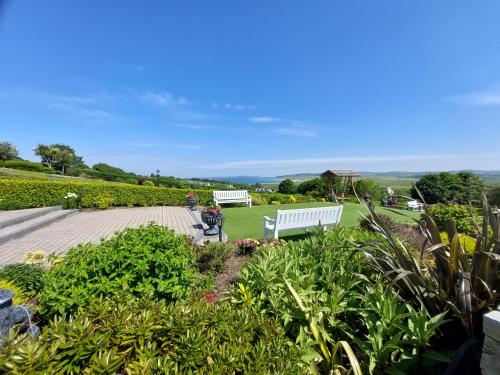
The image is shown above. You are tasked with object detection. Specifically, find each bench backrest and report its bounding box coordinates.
[275,206,343,230]
[214,190,249,200]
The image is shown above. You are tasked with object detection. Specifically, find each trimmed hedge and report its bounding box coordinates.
[0,160,56,173]
[0,179,212,209]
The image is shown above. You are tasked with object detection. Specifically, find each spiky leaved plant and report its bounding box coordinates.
[357,191,499,365]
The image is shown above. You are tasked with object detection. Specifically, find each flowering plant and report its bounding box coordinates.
[234,238,259,254]
[187,191,197,198]
[63,192,79,209]
[259,238,286,249]
[202,206,221,216]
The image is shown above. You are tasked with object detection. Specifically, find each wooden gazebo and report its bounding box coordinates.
[320,169,360,200]
[320,169,360,186]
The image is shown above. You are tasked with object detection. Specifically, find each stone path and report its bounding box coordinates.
[0,206,225,266]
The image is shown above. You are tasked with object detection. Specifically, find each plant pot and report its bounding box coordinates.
[202,213,220,236]
[187,197,198,211]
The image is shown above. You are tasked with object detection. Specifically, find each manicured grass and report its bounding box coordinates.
[0,167,94,181]
[221,201,421,240]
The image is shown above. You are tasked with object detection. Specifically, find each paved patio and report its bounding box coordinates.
[0,206,225,266]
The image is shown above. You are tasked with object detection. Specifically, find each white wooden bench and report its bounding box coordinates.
[264,205,343,239]
[213,190,252,207]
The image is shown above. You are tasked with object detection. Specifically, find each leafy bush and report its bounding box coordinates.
[278,178,296,194]
[0,280,29,305]
[426,204,479,234]
[297,177,327,197]
[488,185,500,206]
[0,141,19,161]
[233,228,448,373]
[358,193,500,365]
[193,241,233,274]
[0,160,55,173]
[412,172,484,204]
[0,295,304,374]
[439,232,476,256]
[354,179,384,200]
[94,194,115,209]
[0,179,212,209]
[0,263,45,294]
[143,180,154,186]
[250,193,268,205]
[39,224,197,317]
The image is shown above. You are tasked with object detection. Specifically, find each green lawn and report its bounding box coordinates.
[221,201,420,241]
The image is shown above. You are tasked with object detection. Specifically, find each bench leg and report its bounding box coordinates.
[273,230,279,240]
[264,226,268,240]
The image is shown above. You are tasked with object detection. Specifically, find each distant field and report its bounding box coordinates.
[0,167,95,181]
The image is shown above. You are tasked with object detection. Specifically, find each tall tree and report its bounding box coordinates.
[0,141,19,161]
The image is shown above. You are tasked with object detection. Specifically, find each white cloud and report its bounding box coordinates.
[248,116,283,123]
[175,123,218,130]
[142,91,210,121]
[274,127,317,137]
[447,88,500,106]
[198,153,500,171]
[212,102,257,111]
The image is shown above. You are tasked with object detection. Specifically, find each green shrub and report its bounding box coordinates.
[250,193,268,205]
[0,263,45,294]
[232,228,448,373]
[354,178,384,200]
[94,194,115,209]
[0,179,212,209]
[278,178,296,194]
[143,180,154,186]
[0,160,55,173]
[439,232,476,256]
[488,185,500,206]
[0,280,29,305]
[0,295,304,374]
[40,224,197,317]
[426,204,479,234]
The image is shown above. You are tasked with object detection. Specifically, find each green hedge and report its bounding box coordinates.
[0,160,56,173]
[0,179,212,209]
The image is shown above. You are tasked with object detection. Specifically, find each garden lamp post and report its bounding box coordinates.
[216,214,225,242]
[156,169,160,186]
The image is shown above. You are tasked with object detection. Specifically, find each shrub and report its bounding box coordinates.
[250,193,268,205]
[297,177,327,196]
[39,224,197,317]
[426,204,479,234]
[143,180,154,186]
[439,232,476,256]
[488,185,500,206]
[0,179,212,209]
[0,263,45,294]
[0,160,54,173]
[193,241,233,274]
[0,280,29,305]
[354,179,384,200]
[278,178,295,194]
[233,228,448,373]
[94,194,115,209]
[0,295,303,374]
[412,172,484,204]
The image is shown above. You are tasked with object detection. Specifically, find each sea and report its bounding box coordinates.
[212,176,283,185]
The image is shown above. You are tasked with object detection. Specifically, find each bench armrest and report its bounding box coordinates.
[263,216,275,223]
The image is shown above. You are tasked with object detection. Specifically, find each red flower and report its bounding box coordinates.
[203,292,216,304]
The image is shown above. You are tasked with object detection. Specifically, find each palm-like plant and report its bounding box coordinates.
[358,193,499,341]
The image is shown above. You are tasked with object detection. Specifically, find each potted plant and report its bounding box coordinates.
[201,205,222,236]
[186,191,198,211]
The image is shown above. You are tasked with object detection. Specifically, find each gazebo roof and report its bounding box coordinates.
[320,169,360,178]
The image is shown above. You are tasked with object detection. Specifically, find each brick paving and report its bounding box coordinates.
[0,206,212,266]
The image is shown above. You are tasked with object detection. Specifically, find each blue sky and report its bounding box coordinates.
[1,0,499,177]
